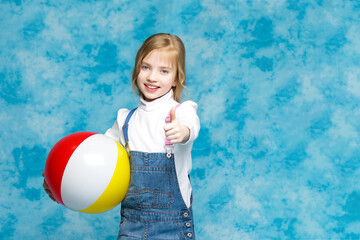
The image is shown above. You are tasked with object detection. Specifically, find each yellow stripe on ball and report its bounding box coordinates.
[79,140,130,214]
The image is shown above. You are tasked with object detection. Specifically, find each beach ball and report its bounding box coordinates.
[44,132,130,214]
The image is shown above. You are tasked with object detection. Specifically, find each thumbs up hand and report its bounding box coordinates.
[164,107,190,144]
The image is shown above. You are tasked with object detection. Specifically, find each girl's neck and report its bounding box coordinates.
[139,90,174,111]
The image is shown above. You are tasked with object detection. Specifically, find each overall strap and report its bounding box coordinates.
[122,108,137,153]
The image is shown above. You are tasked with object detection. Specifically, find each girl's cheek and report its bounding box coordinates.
[137,72,144,81]
[136,78,142,89]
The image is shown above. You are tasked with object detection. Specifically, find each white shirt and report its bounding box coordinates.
[105,90,200,208]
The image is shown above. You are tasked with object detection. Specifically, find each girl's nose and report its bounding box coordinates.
[147,70,157,82]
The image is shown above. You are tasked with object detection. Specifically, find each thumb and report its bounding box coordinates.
[170,106,177,123]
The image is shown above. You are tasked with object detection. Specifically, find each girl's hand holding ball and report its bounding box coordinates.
[42,172,58,203]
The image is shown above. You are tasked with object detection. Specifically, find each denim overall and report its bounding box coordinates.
[118,108,195,240]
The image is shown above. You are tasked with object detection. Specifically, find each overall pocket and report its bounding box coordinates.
[124,165,174,208]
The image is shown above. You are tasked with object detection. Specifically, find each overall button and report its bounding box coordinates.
[182,212,189,217]
[186,232,192,238]
[185,222,191,227]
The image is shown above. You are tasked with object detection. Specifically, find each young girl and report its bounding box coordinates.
[105,33,200,239]
[43,33,200,239]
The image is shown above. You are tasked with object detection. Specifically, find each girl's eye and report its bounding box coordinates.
[142,65,149,70]
[161,70,168,74]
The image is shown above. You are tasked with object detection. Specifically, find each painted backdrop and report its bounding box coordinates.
[1,0,360,239]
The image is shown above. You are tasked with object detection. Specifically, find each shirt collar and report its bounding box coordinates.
[139,90,174,112]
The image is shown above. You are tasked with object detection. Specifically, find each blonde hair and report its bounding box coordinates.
[132,33,186,102]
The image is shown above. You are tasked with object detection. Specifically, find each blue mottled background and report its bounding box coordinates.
[1,0,360,239]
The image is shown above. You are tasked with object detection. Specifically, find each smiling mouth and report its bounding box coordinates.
[145,84,160,92]
[145,84,159,89]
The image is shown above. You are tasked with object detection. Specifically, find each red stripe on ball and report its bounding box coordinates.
[44,132,97,205]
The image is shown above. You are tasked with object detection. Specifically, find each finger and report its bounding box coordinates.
[165,125,180,135]
[165,128,179,137]
[170,107,176,123]
[166,132,181,141]
[164,122,177,131]
[49,194,57,202]
[164,124,172,131]
[170,138,181,144]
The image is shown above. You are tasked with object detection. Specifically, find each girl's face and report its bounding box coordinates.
[137,49,177,102]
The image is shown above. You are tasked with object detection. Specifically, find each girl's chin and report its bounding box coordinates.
[140,88,172,102]
[142,93,159,102]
